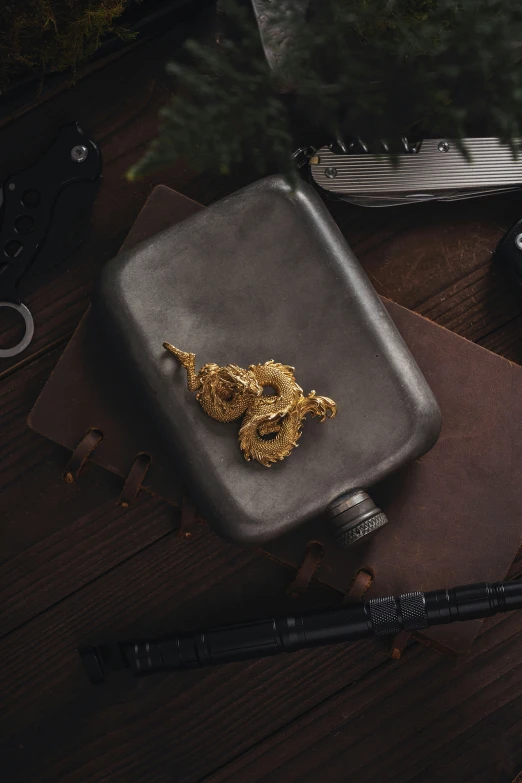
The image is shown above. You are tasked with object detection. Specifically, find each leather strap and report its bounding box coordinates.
[118,453,151,508]
[287,542,324,597]
[178,491,199,538]
[390,630,412,660]
[343,568,374,603]
[63,428,103,483]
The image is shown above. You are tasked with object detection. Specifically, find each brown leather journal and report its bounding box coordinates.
[28,184,522,656]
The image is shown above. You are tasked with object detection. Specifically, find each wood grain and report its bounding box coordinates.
[203,612,522,783]
[1,527,375,783]
[2,5,522,783]
[0,14,219,377]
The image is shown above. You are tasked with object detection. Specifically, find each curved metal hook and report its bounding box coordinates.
[0,301,34,357]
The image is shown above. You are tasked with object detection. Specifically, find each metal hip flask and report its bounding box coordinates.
[94,176,441,547]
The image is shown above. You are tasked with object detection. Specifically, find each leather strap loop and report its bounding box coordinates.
[63,428,103,483]
[118,453,151,508]
[390,629,412,660]
[178,491,198,538]
[287,541,324,597]
[178,492,199,538]
[343,568,374,604]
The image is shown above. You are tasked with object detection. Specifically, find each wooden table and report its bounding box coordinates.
[2,8,522,782]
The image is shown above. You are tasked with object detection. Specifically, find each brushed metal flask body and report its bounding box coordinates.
[94,176,441,545]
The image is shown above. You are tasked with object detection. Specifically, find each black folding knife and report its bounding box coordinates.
[0,122,102,357]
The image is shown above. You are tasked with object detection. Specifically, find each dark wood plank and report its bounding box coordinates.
[1,26,521,380]
[8,177,521,380]
[479,314,522,365]
[203,611,522,783]
[419,706,522,782]
[2,6,522,783]
[0,1,215,131]
[329,194,522,369]
[0,492,178,637]
[0,13,221,377]
[333,195,519,310]
[0,338,292,639]
[0,525,387,783]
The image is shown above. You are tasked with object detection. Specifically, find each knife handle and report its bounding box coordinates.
[493,217,522,291]
[0,121,101,304]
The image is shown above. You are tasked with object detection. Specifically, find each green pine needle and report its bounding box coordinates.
[130,0,522,180]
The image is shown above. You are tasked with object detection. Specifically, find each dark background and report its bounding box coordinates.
[2,4,522,782]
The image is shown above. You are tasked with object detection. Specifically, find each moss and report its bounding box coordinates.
[0,0,134,88]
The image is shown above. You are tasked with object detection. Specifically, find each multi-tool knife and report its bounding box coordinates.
[308,137,522,207]
[0,122,102,358]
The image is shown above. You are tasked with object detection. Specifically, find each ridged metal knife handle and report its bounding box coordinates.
[310,137,522,206]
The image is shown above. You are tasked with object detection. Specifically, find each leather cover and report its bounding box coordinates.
[29,184,522,655]
[92,176,441,544]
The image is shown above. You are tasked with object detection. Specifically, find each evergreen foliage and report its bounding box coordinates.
[0,0,133,88]
[130,0,522,179]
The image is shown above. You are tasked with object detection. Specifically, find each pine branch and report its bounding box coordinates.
[130,0,522,180]
[0,0,133,88]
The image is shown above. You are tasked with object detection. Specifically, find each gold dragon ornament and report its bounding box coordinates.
[163,342,337,467]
